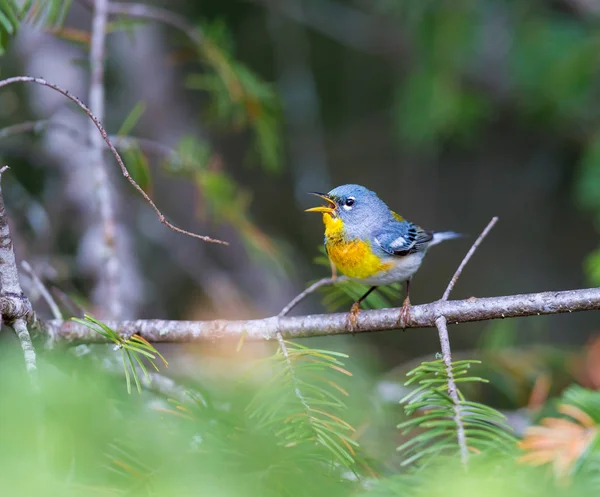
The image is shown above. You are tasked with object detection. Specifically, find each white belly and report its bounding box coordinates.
[353,253,424,286]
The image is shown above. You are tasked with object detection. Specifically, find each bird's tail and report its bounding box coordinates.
[430,231,463,247]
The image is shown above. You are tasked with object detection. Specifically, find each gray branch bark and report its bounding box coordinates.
[0,167,39,387]
[89,0,122,319]
[40,287,600,344]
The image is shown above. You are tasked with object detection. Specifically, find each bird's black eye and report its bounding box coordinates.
[345,198,355,207]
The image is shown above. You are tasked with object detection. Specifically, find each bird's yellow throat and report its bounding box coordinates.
[322,213,392,279]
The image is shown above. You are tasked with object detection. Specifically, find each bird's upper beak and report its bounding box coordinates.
[305,192,337,214]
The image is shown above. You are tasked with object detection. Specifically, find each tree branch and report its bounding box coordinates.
[90,0,122,319]
[13,319,38,383]
[436,217,498,466]
[442,217,499,301]
[0,166,39,388]
[435,315,468,465]
[0,76,227,245]
[38,287,600,343]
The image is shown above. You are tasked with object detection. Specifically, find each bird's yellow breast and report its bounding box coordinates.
[322,214,392,280]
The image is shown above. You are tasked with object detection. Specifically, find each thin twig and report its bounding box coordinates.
[21,261,62,320]
[442,217,498,301]
[0,167,39,388]
[435,315,468,465]
[90,0,122,319]
[436,217,498,466]
[0,76,227,245]
[13,319,39,388]
[39,286,600,343]
[278,276,348,317]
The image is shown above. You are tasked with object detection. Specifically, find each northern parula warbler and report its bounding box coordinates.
[306,184,461,329]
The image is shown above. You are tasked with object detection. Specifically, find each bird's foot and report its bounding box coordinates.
[396,297,412,330]
[346,302,361,334]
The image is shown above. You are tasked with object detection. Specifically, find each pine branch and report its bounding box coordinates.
[0,76,227,245]
[397,359,516,466]
[38,286,600,343]
[434,216,499,465]
[435,315,468,465]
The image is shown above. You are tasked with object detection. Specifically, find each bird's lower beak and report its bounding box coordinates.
[305,192,337,214]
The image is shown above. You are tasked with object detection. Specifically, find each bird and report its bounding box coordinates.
[305,184,461,330]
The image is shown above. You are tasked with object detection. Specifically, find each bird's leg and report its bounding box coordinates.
[330,259,338,281]
[346,286,377,332]
[397,279,412,329]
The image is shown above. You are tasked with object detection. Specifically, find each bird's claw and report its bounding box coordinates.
[397,297,412,330]
[345,302,361,334]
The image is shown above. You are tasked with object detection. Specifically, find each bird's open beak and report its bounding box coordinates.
[305,192,337,214]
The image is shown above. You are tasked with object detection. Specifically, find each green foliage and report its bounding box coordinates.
[117,101,146,137]
[1,344,597,496]
[161,135,282,260]
[560,385,600,424]
[578,136,600,284]
[167,135,212,174]
[394,67,489,147]
[511,17,597,125]
[185,20,282,172]
[247,341,360,469]
[397,358,516,466]
[0,349,358,496]
[0,0,71,55]
[360,455,597,497]
[117,102,152,193]
[72,315,168,394]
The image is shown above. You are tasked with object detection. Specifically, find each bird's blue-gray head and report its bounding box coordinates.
[305,184,394,236]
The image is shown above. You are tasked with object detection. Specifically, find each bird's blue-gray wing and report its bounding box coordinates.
[373,222,433,256]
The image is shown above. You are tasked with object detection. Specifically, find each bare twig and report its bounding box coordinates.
[13,319,39,383]
[278,276,348,317]
[435,315,468,465]
[0,76,227,245]
[0,167,38,387]
[442,217,499,301]
[89,0,122,319]
[39,286,600,343]
[436,217,498,466]
[21,261,62,320]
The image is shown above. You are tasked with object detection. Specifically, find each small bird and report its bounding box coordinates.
[305,184,461,330]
